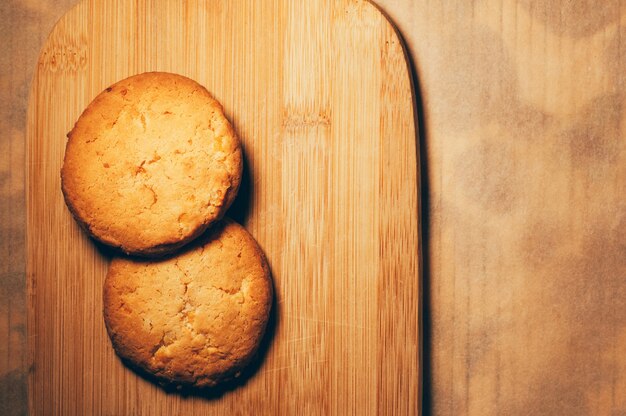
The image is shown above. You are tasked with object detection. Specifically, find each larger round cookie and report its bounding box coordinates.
[61,72,242,256]
[103,219,273,388]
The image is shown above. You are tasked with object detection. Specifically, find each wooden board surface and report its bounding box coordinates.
[25,0,420,415]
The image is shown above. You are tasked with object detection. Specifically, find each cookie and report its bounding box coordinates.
[61,72,242,256]
[103,218,273,388]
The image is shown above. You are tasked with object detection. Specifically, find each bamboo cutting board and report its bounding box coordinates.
[26,0,420,414]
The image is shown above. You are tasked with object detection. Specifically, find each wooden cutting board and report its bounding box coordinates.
[26,0,420,414]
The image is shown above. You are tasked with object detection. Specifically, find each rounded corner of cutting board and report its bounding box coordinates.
[26,0,85,94]
[365,0,414,57]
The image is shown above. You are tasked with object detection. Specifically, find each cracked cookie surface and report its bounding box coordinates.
[103,219,273,388]
[61,72,242,256]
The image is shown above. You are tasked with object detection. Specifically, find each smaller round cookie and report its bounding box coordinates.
[103,219,272,388]
[62,72,242,257]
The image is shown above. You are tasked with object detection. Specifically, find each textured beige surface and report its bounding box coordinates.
[62,72,242,256]
[104,219,272,388]
[377,0,626,415]
[25,0,419,415]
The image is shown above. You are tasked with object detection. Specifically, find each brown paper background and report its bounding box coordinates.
[2,0,625,415]
[381,1,626,414]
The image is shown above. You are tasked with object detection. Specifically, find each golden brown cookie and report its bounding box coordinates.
[61,72,242,256]
[103,219,272,388]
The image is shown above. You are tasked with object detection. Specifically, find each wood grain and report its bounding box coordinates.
[25,0,420,415]
[0,1,80,415]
